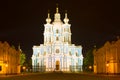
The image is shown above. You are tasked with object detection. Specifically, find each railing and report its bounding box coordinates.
[32,65,82,72]
[70,65,82,72]
[32,66,46,72]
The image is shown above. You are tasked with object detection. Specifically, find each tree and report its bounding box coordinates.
[83,48,94,71]
[20,52,26,66]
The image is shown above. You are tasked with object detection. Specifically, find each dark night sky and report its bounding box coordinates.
[1,0,120,60]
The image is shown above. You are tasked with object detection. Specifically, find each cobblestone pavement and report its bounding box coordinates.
[0,72,120,80]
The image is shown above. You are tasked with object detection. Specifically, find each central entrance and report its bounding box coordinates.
[56,60,60,70]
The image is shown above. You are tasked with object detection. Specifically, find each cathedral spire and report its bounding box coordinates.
[54,4,61,22]
[64,11,69,24]
[46,12,51,24]
[65,11,68,18]
[56,7,59,13]
[56,3,59,13]
[18,43,22,52]
[48,12,50,18]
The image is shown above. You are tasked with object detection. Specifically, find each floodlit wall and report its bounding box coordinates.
[93,39,120,74]
[0,41,20,74]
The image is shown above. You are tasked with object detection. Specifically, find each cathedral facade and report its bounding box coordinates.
[32,7,83,72]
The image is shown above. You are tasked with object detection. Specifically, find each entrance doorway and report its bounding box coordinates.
[56,61,60,70]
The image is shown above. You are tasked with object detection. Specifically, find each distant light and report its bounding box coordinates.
[106,63,109,67]
[89,66,92,69]
[5,64,8,67]
[22,66,26,70]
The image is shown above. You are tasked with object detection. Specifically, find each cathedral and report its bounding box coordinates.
[32,7,83,72]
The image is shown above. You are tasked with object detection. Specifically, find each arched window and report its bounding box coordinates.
[69,51,71,56]
[49,37,51,42]
[37,63,39,66]
[56,49,59,53]
[38,53,40,56]
[44,52,46,56]
[56,29,59,33]
[56,37,59,41]
[64,37,65,42]
[76,52,78,56]
[64,28,65,32]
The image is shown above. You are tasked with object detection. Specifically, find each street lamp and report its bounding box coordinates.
[22,66,26,72]
[89,66,92,72]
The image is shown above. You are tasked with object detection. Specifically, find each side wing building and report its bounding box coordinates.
[32,7,83,72]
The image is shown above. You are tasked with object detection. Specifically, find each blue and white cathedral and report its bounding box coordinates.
[32,7,83,72]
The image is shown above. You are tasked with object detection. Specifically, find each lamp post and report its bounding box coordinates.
[5,64,8,75]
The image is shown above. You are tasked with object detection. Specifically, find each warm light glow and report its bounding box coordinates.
[22,66,26,70]
[0,42,21,74]
[89,66,92,69]
[93,38,120,74]
[106,63,109,67]
[5,64,8,67]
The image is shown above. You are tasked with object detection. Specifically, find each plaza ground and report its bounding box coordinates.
[0,72,120,80]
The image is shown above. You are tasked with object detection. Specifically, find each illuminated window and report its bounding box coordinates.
[56,37,59,41]
[69,51,71,55]
[56,49,59,53]
[76,52,78,56]
[49,37,51,42]
[64,37,65,42]
[38,63,39,66]
[44,52,46,56]
[0,66,2,71]
[76,62,78,66]
[56,29,59,33]
[38,53,40,56]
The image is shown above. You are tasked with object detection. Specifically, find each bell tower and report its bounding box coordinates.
[63,11,71,44]
[44,12,52,44]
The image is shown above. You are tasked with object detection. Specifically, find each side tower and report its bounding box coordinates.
[44,12,52,44]
[63,12,71,44]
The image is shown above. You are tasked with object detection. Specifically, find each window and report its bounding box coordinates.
[38,53,40,56]
[76,52,78,56]
[69,51,71,56]
[56,37,59,41]
[56,29,59,33]
[56,49,59,53]
[64,28,65,32]
[46,28,48,32]
[64,37,65,42]
[44,52,46,56]
[37,63,39,66]
[0,66,2,71]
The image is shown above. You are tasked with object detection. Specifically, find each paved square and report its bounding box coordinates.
[0,72,120,80]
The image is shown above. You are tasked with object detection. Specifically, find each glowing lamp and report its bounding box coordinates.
[22,66,26,70]
[106,63,109,67]
[89,66,92,69]
[5,64,8,67]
